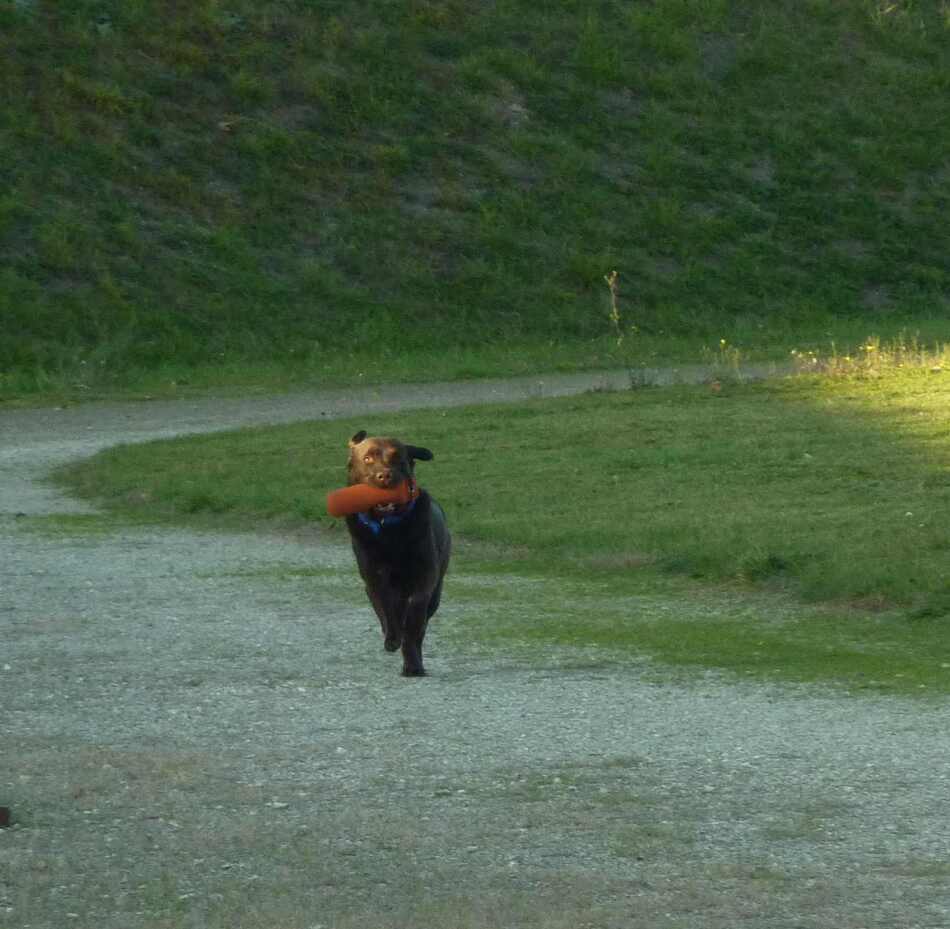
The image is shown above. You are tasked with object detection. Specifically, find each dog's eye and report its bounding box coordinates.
[363,454,374,464]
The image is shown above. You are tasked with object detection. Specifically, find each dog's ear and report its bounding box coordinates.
[405,445,433,462]
[349,430,368,448]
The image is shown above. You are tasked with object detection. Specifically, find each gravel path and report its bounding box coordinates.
[2,372,949,929]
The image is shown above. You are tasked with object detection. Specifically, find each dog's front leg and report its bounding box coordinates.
[366,584,403,653]
[400,593,430,676]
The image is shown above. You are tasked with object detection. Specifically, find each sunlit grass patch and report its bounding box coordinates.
[789,333,949,378]
[58,366,950,610]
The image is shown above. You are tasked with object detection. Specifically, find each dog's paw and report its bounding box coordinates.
[384,633,402,653]
[401,666,427,677]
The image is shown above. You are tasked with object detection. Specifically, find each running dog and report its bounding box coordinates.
[343,431,450,676]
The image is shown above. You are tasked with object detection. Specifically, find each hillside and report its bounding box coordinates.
[2,0,949,395]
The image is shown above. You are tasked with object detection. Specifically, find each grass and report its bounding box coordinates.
[3,0,950,398]
[458,576,950,695]
[56,360,950,693]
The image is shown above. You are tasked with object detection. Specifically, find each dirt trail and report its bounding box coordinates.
[1,372,949,929]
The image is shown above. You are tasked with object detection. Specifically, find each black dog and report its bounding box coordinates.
[343,431,450,676]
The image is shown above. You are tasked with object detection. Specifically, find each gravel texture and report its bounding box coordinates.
[1,372,949,929]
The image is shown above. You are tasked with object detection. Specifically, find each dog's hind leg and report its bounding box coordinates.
[426,575,444,620]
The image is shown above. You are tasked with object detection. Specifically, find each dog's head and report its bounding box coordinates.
[346,431,433,490]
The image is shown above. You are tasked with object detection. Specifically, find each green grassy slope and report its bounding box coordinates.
[3,1,949,395]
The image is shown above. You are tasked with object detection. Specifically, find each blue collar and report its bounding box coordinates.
[356,497,418,536]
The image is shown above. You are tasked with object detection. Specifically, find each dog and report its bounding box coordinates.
[343,431,450,676]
